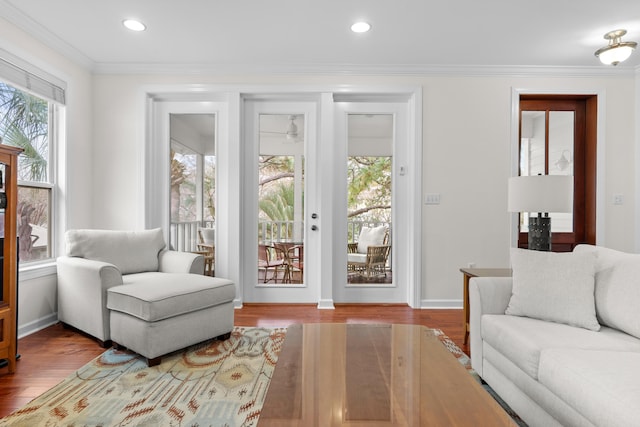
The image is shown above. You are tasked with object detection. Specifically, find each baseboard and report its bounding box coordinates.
[420,299,463,309]
[17,312,59,339]
[317,299,335,309]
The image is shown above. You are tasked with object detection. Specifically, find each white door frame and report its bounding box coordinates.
[332,100,410,303]
[144,85,422,309]
[242,98,320,303]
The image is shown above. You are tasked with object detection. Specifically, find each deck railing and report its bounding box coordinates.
[170,220,391,251]
[170,220,214,252]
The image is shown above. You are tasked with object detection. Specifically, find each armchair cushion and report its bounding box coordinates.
[66,228,166,274]
[356,226,387,254]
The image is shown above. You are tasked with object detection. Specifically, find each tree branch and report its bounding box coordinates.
[260,172,294,186]
[348,205,390,218]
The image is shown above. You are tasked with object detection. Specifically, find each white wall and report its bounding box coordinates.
[0,17,94,335]
[92,73,637,307]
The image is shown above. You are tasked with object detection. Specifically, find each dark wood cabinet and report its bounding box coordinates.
[0,144,23,374]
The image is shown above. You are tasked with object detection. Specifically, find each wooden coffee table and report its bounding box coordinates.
[259,323,515,426]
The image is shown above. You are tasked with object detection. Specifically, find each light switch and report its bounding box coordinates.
[425,193,441,205]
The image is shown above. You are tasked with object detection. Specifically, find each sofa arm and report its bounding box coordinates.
[57,256,123,342]
[469,276,513,377]
[158,250,204,274]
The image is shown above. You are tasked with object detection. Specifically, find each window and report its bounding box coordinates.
[518,95,597,251]
[168,113,216,252]
[0,82,55,263]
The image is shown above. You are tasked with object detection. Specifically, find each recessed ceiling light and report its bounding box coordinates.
[123,19,146,32]
[351,22,371,33]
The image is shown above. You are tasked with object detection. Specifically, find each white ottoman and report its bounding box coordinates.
[107,272,235,366]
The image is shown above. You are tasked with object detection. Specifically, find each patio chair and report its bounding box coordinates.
[347,226,391,278]
[258,244,287,283]
[197,228,215,276]
[285,245,304,283]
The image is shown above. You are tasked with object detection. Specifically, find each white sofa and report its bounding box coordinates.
[57,228,235,365]
[470,245,640,427]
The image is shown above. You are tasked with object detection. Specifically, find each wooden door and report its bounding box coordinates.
[518,95,597,251]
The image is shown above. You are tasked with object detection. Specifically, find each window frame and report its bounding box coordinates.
[0,79,60,269]
[518,95,596,251]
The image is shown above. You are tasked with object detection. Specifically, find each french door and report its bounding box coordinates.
[242,100,319,303]
[242,97,414,305]
[146,87,421,308]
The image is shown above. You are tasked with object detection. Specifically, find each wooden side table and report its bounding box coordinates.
[460,268,512,345]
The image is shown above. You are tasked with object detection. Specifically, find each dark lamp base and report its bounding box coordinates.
[528,216,551,251]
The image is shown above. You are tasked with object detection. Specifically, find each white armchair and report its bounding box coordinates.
[56,229,235,364]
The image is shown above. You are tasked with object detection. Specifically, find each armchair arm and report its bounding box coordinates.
[158,250,204,274]
[57,256,123,342]
[469,277,513,377]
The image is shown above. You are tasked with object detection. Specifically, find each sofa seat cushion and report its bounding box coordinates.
[539,348,640,427]
[347,253,367,264]
[482,314,640,380]
[107,272,235,322]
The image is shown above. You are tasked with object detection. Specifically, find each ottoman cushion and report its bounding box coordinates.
[107,272,235,322]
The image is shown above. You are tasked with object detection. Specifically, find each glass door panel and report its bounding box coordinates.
[519,109,574,235]
[169,114,216,275]
[548,111,574,232]
[346,114,393,285]
[258,114,305,285]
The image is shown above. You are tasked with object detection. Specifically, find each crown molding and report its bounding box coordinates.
[93,61,639,78]
[94,61,640,78]
[0,0,95,70]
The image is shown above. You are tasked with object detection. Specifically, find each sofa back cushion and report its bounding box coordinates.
[574,244,640,339]
[66,228,166,275]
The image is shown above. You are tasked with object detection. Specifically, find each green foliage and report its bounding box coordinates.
[259,182,295,222]
[0,82,49,182]
[347,156,391,223]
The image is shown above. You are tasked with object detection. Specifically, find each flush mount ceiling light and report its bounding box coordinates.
[594,29,637,65]
[123,19,146,32]
[351,22,371,33]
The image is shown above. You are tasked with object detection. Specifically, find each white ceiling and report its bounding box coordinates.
[1,0,640,72]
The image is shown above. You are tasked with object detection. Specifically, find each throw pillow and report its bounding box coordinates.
[356,226,387,254]
[506,248,600,331]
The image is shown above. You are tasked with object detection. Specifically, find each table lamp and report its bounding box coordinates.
[508,175,573,251]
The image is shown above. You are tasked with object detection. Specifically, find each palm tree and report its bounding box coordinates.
[0,83,48,181]
[0,82,50,261]
[259,182,295,240]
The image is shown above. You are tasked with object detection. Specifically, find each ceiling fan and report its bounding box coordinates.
[260,115,302,142]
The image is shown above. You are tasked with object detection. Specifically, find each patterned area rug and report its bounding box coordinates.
[1,326,286,427]
[1,325,525,427]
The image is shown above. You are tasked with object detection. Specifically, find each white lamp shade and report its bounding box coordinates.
[508,175,573,213]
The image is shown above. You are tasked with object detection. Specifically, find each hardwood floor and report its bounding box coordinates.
[0,304,466,418]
